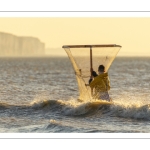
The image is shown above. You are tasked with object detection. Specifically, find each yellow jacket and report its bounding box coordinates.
[89,72,110,92]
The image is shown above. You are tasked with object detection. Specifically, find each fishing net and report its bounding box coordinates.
[63,45,121,101]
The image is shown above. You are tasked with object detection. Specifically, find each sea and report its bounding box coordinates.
[0,56,150,134]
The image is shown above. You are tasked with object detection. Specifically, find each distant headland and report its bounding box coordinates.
[0,32,45,56]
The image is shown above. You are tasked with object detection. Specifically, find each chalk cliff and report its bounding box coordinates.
[0,32,45,56]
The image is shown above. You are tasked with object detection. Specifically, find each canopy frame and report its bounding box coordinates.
[62,44,122,48]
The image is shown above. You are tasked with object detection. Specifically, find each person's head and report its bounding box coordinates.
[98,65,105,73]
[92,71,98,77]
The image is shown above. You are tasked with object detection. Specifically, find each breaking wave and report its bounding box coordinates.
[0,98,150,120]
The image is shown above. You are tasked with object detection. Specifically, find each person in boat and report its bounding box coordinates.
[89,71,98,84]
[89,65,111,102]
[85,71,98,86]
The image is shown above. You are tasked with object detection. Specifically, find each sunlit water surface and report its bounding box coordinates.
[0,57,150,133]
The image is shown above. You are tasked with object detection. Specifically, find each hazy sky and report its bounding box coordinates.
[0,17,150,56]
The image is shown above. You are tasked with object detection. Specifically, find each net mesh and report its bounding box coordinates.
[63,46,121,101]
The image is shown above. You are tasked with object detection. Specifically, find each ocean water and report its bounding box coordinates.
[0,56,150,133]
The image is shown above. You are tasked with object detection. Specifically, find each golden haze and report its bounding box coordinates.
[0,17,150,56]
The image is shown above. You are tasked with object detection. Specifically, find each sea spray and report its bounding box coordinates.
[110,99,150,120]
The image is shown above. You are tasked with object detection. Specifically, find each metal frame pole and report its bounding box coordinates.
[90,47,93,76]
[90,47,93,96]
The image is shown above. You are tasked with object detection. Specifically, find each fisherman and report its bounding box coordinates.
[89,65,111,102]
[89,71,98,84]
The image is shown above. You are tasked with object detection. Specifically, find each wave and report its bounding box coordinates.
[29,99,63,109]
[1,98,150,120]
[0,98,108,116]
[0,99,67,111]
[29,98,100,116]
[40,119,75,132]
[109,101,150,120]
[55,99,150,120]
[0,102,14,110]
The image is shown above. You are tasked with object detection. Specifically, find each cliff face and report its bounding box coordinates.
[0,32,45,56]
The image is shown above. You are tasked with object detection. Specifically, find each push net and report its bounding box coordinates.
[62,45,121,101]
